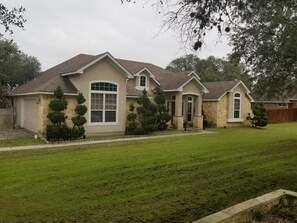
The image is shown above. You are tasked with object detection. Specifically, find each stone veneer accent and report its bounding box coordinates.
[203,90,252,128]
[38,94,77,135]
[193,115,203,129]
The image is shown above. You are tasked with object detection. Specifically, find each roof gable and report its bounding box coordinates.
[12,54,95,95]
[61,52,133,79]
[202,80,253,101]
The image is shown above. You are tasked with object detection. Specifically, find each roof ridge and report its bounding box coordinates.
[203,80,239,83]
[116,58,164,69]
[42,53,95,73]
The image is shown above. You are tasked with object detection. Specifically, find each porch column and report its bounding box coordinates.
[193,95,203,129]
[173,92,184,130]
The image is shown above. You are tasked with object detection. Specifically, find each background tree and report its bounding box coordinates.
[123,0,297,99]
[0,3,26,36]
[137,89,157,133]
[46,86,70,141]
[154,86,171,130]
[71,93,87,139]
[0,3,27,107]
[230,1,297,99]
[166,54,252,88]
[247,103,268,128]
[0,39,41,107]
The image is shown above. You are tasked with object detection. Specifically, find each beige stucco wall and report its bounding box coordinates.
[72,58,128,135]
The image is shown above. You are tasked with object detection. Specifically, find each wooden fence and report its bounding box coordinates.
[0,108,13,130]
[267,108,297,123]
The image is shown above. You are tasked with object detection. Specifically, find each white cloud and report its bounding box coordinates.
[2,0,232,71]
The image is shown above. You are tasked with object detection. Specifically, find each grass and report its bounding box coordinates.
[0,136,45,147]
[0,129,192,147]
[0,123,297,222]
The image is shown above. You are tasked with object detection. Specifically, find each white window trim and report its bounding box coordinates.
[137,74,149,90]
[233,92,242,119]
[139,75,147,87]
[88,80,119,126]
[227,118,244,123]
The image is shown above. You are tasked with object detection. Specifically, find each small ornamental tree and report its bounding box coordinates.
[137,89,157,133]
[46,86,70,141]
[154,86,171,130]
[126,103,141,134]
[71,92,87,139]
[247,103,268,128]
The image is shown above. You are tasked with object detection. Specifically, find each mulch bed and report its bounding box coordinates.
[254,204,297,223]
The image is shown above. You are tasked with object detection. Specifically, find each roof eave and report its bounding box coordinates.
[13,92,79,96]
[202,99,220,102]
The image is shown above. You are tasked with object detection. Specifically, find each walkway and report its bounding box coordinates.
[0,131,214,152]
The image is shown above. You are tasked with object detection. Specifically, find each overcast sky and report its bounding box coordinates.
[2,0,231,71]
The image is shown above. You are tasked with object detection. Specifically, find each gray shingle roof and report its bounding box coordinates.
[13,54,96,95]
[116,58,195,92]
[202,80,241,100]
[13,53,203,96]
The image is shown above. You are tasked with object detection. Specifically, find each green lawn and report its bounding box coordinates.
[0,136,45,148]
[0,123,297,222]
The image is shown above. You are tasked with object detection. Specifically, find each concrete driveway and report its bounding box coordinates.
[0,129,32,140]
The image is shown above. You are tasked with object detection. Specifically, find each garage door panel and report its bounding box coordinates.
[24,99,38,133]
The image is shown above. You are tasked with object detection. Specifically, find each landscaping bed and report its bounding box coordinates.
[254,195,297,223]
[193,189,297,223]
[256,205,297,223]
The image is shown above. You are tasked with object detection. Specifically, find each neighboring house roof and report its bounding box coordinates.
[253,93,297,103]
[202,80,253,101]
[13,52,210,96]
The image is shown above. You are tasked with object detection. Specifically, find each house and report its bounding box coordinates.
[252,96,297,123]
[12,52,209,135]
[253,98,297,110]
[202,80,253,127]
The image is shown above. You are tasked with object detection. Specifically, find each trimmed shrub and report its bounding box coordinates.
[46,86,70,141]
[71,92,87,139]
[247,103,268,128]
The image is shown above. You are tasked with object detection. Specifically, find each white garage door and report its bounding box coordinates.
[24,99,38,133]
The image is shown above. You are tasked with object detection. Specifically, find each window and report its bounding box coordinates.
[278,103,287,108]
[140,75,146,87]
[90,82,118,123]
[233,93,241,119]
[187,96,193,122]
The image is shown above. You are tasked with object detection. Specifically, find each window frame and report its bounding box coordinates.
[89,81,119,126]
[233,92,241,119]
[139,74,147,88]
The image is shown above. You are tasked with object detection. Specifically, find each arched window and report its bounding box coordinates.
[139,75,147,87]
[90,82,118,123]
[233,92,241,119]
